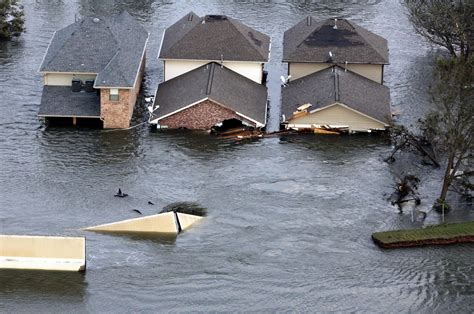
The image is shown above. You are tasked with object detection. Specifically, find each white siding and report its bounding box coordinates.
[289,63,331,80]
[289,62,383,83]
[289,103,386,132]
[44,73,97,86]
[164,60,263,83]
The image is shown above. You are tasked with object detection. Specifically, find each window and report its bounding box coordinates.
[109,88,119,101]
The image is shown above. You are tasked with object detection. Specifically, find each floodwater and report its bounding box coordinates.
[0,0,473,312]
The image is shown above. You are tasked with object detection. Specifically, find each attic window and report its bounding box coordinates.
[109,88,119,101]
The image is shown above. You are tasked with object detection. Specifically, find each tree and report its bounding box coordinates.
[404,0,473,60]
[423,57,473,210]
[0,0,25,40]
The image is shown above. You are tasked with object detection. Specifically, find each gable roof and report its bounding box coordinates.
[151,62,268,126]
[159,12,270,62]
[281,66,391,124]
[283,17,388,64]
[39,11,149,88]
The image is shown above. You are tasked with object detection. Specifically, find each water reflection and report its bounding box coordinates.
[87,230,177,244]
[0,269,86,297]
[78,0,157,19]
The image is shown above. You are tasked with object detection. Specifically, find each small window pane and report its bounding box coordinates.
[109,89,119,101]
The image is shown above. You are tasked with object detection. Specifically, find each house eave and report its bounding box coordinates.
[283,59,389,65]
[160,57,267,64]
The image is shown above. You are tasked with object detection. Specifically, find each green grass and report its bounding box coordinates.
[372,221,474,244]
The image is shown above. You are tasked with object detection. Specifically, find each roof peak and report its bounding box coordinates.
[159,13,270,62]
[283,16,389,64]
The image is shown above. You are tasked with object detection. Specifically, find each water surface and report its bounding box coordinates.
[0,0,472,312]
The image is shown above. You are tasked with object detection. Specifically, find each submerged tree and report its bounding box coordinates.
[404,0,473,60]
[0,0,25,40]
[424,57,473,210]
[387,57,473,211]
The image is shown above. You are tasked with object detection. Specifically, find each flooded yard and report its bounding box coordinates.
[0,0,472,312]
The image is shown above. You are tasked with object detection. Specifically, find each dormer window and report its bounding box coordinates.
[109,88,119,101]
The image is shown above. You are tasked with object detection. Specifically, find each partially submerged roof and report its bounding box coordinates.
[283,17,388,64]
[281,66,391,124]
[159,12,270,62]
[38,86,100,117]
[39,11,148,88]
[151,62,268,126]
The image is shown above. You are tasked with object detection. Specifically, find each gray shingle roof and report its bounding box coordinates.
[283,17,388,64]
[39,11,148,88]
[281,66,391,124]
[152,62,268,125]
[159,12,270,62]
[38,86,101,117]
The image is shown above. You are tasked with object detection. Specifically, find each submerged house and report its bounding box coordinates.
[149,62,267,130]
[283,17,389,83]
[282,17,391,132]
[151,13,270,130]
[281,66,391,133]
[158,12,270,84]
[38,12,149,128]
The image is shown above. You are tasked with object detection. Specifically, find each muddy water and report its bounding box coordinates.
[0,0,472,312]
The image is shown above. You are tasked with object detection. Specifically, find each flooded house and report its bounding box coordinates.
[149,62,267,130]
[283,17,389,83]
[281,17,391,133]
[150,13,270,130]
[281,65,391,133]
[158,12,270,84]
[38,12,149,128]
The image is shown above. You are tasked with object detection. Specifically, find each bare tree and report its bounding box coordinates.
[404,0,473,60]
[423,57,473,210]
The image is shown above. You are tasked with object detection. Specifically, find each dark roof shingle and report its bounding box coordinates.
[283,17,388,64]
[282,66,391,124]
[38,86,101,117]
[152,62,268,125]
[39,11,148,88]
[159,12,270,62]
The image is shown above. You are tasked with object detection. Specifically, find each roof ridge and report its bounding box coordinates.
[344,19,387,64]
[227,16,267,60]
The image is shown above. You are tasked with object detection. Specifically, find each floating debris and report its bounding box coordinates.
[160,201,207,217]
[84,202,207,236]
[0,235,86,272]
[114,188,128,198]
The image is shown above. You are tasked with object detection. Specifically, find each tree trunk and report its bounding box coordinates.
[439,151,455,202]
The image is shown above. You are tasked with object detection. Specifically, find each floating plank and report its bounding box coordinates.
[0,235,86,272]
[83,211,204,235]
[313,128,340,135]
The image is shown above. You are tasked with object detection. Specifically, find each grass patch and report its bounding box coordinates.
[372,221,474,244]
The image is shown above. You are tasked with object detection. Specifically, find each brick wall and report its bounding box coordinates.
[159,99,256,130]
[100,53,146,129]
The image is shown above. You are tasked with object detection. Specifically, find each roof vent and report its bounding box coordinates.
[93,17,100,23]
[72,79,82,92]
[205,15,227,22]
[187,13,193,21]
[333,18,338,30]
[85,80,95,93]
[306,16,312,26]
[328,51,334,62]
